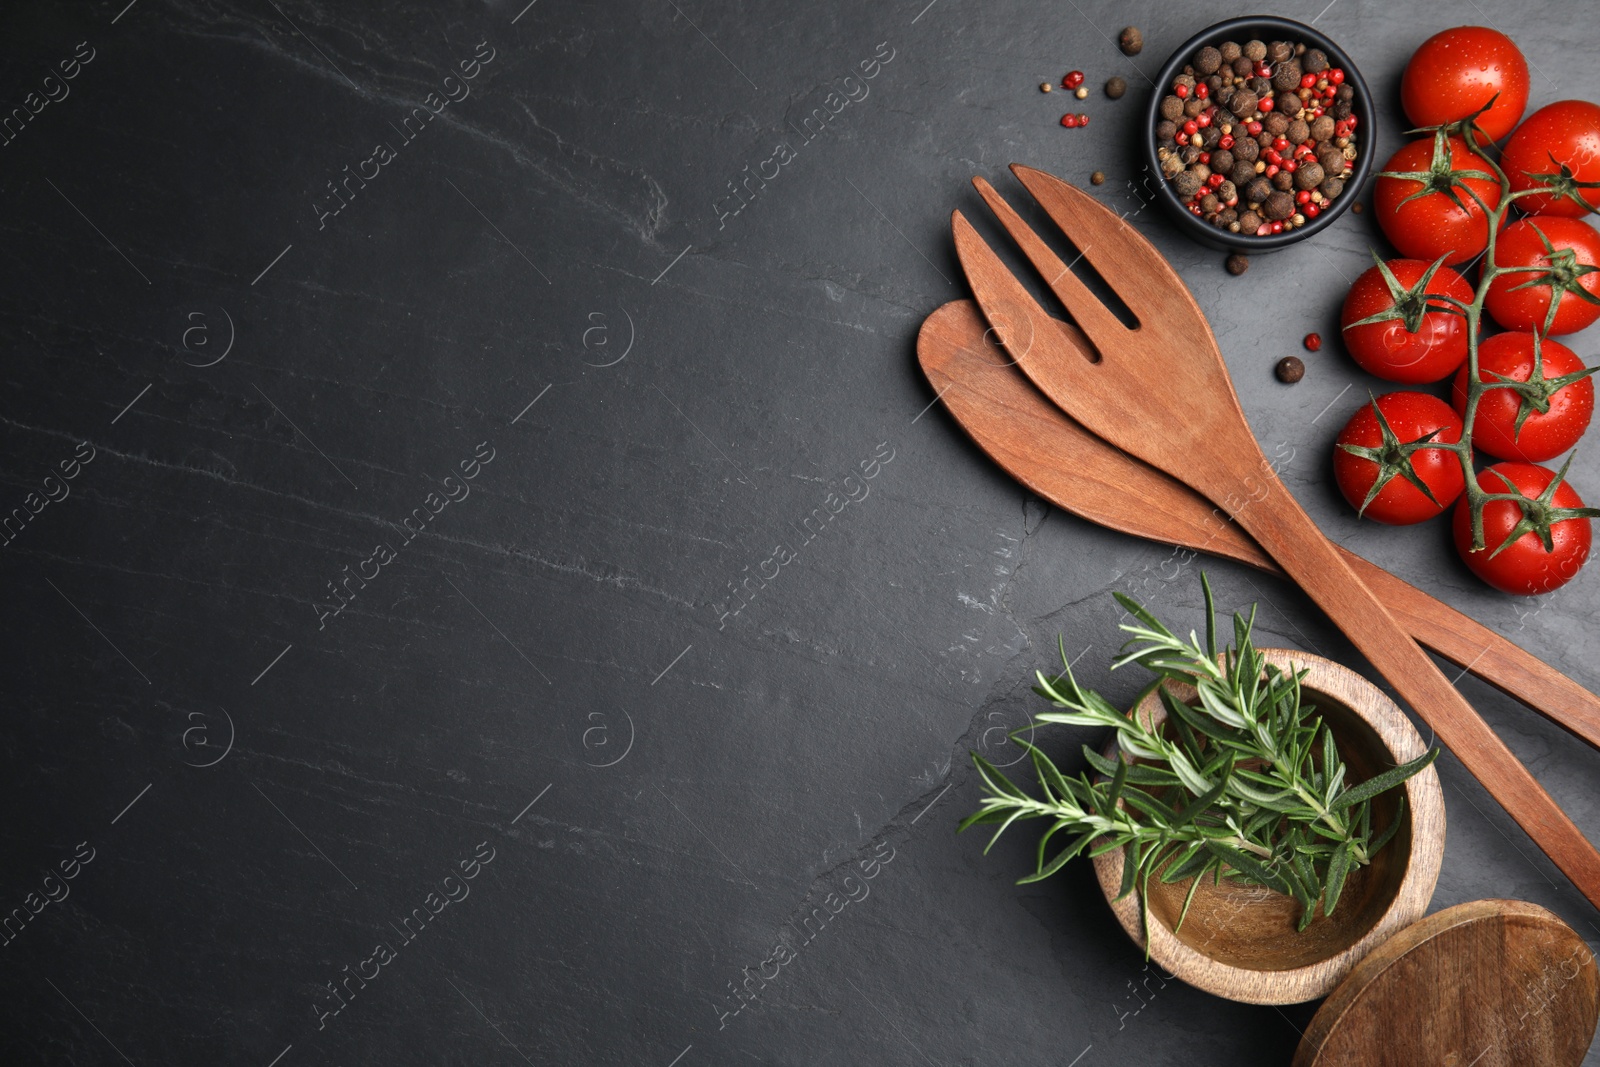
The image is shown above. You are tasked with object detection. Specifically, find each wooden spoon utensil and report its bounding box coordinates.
[915,297,1600,754]
[950,164,1600,911]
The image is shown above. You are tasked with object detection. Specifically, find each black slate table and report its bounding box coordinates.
[3,1,1597,1064]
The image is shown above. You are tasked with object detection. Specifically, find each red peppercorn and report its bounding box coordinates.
[1219,134,1235,149]
[1259,96,1274,112]
[1272,136,1289,152]
[1257,224,1272,236]
[1208,173,1225,187]
[1246,121,1263,135]
[1199,151,1211,164]
[1296,189,1312,204]
[1334,121,1349,137]
[1300,73,1317,89]
[1304,332,1322,351]
[1284,159,1298,173]
[1271,220,1284,233]
[1197,111,1212,128]
[1347,114,1357,127]
[1192,205,1204,215]
[1182,119,1198,135]
[1329,69,1345,85]
[1265,149,1282,165]
[1064,70,1084,89]
[1060,114,1078,127]
[1255,61,1271,77]
[1078,113,1090,126]
[1304,203,1320,219]
[1196,83,1209,99]
[1265,163,1280,177]
[1175,83,1190,99]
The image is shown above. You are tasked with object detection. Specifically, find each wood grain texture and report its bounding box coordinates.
[914,297,1600,753]
[1294,899,1600,1066]
[951,165,1600,912]
[1090,649,1445,1005]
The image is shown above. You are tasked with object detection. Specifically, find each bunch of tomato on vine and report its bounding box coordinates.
[1330,25,1600,596]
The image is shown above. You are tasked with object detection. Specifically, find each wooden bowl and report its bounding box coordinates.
[1090,649,1445,1005]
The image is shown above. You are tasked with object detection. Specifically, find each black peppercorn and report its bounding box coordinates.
[1294,162,1325,191]
[1231,160,1257,187]
[1238,210,1263,233]
[1272,169,1295,192]
[1267,40,1293,64]
[1231,89,1259,116]
[1233,136,1259,163]
[1091,170,1106,185]
[1319,176,1345,200]
[1226,252,1250,274]
[1286,118,1310,144]
[1210,149,1235,175]
[1160,95,1185,121]
[1195,45,1222,75]
[1156,119,1178,142]
[1105,75,1127,99]
[1303,48,1329,74]
[1276,356,1305,383]
[1264,190,1295,219]
[1246,176,1273,203]
[1174,170,1204,199]
[1220,41,1242,63]
[1243,40,1267,61]
[1233,56,1254,78]
[1119,26,1143,55]
[1272,60,1302,93]
[1264,112,1290,136]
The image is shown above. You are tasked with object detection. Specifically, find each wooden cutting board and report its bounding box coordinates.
[1294,899,1599,1066]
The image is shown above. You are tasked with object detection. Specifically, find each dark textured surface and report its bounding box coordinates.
[2,1,1597,1064]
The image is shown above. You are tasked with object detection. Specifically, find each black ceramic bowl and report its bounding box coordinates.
[1142,15,1377,254]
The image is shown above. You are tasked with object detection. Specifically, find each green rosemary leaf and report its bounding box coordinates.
[1368,796,1410,855]
[1331,749,1439,810]
[1116,837,1142,901]
[1204,840,1289,896]
[1323,840,1353,915]
[1082,744,1182,787]
[1173,767,1232,827]
[1202,572,1218,661]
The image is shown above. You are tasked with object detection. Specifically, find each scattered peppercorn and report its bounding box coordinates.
[1091,171,1106,185]
[1061,114,1079,128]
[1119,26,1143,56]
[1075,86,1089,99]
[1063,70,1085,89]
[1351,201,1364,214]
[1225,252,1250,275]
[1276,356,1306,383]
[1105,76,1126,99]
[1041,82,1053,92]
[1078,113,1091,126]
[1304,332,1322,351]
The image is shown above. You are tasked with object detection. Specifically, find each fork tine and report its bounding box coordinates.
[1009,164,1194,327]
[951,209,1098,406]
[970,176,1129,357]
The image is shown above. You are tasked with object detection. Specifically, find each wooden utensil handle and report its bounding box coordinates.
[1236,477,1600,911]
[1335,549,1600,753]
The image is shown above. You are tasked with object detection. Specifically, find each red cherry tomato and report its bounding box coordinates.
[1502,100,1600,217]
[1375,136,1501,264]
[1340,258,1473,383]
[1452,333,1594,463]
[1401,26,1529,141]
[1333,392,1466,524]
[1453,462,1592,594]
[1484,217,1600,335]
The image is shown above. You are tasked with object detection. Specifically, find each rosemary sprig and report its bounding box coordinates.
[960,576,1438,945]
